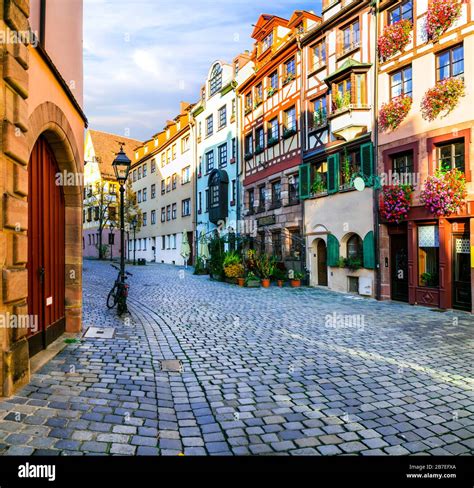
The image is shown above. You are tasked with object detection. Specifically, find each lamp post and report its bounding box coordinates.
[131,216,138,266]
[109,222,115,261]
[112,143,132,311]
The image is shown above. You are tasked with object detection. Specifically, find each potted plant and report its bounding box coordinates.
[290,271,305,288]
[223,251,243,284]
[311,173,326,195]
[272,268,286,287]
[421,272,438,287]
[245,272,261,288]
[256,254,276,288]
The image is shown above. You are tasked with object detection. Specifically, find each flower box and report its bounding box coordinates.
[379,184,414,224]
[379,95,412,132]
[426,0,462,42]
[377,19,412,62]
[283,127,297,139]
[421,77,465,121]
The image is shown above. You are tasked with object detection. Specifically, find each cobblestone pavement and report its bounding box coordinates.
[0,260,473,456]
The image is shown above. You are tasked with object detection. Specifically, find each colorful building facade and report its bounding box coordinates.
[0,0,86,396]
[377,0,474,312]
[239,11,321,273]
[300,0,377,296]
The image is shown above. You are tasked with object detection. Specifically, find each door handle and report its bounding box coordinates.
[39,267,45,285]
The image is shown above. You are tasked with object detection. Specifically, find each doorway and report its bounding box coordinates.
[390,233,409,302]
[28,136,66,357]
[452,231,471,311]
[312,239,328,286]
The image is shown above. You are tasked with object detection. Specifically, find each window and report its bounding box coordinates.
[436,44,464,81]
[258,185,266,211]
[167,148,171,164]
[109,206,117,221]
[347,234,363,260]
[256,127,264,151]
[262,31,273,52]
[284,106,297,132]
[166,235,170,250]
[388,0,413,24]
[231,99,236,119]
[245,92,253,111]
[258,231,266,254]
[181,135,190,153]
[142,188,147,202]
[166,177,171,192]
[143,163,147,177]
[151,184,156,199]
[151,210,156,225]
[205,151,214,173]
[268,117,279,141]
[340,149,361,188]
[272,231,282,260]
[109,183,116,195]
[218,143,228,167]
[231,138,237,160]
[248,189,255,212]
[166,205,171,221]
[391,65,412,99]
[182,166,191,184]
[342,20,360,53]
[312,40,326,69]
[289,229,302,258]
[437,140,465,173]
[172,234,177,250]
[231,179,236,203]
[245,134,253,156]
[255,83,263,105]
[162,236,166,250]
[218,105,227,129]
[172,203,177,220]
[172,144,177,160]
[269,71,279,91]
[182,198,191,216]
[285,58,296,77]
[161,180,165,195]
[205,189,209,212]
[151,159,156,173]
[210,182,219,209]
[289,174,299,204]
[143,212,147,227]
[206,115,213,137]
[312,96,327,127]
[172,173,177,190]
[198,191,202,213]
[161,207,166,222]
[271,180,282,207]
[392,152,414,175]
[137,190,142,203]
[418,225,439,287]
[133,169,137,182]
[209,63,223,96]
[161,154,165,167]
[138,166,142,179]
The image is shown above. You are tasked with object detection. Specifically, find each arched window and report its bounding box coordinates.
[347,234,363,260]
[209,64,223,97]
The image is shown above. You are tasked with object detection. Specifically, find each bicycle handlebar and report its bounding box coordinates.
[111,264,133,277]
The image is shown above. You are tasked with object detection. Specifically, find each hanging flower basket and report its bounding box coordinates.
[426,0,462,42]
[380,184,414,224]
[379,95,412,132]
[421,77,465,121]
[378,19,412,61]
[420,168,467,217]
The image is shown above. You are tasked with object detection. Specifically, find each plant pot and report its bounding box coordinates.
[237,278,245,287]
[290,279,301,288]
[261,278,271,288]
[277,280,284,288]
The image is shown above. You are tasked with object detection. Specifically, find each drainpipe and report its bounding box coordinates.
[190,116,198,263]
[373,0,382,301]
[298,35,307,278]
[234,82,241,244]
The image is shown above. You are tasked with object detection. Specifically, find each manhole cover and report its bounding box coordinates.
[160,360,183,372]
[83,327,115,339]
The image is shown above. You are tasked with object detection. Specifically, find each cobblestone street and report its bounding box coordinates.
[0,260,473,456]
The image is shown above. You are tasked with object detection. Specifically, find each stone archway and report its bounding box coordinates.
[26,102,83,334]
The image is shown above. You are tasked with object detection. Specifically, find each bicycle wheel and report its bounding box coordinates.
[106,283,118,309]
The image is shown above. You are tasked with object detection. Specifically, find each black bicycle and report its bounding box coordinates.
[107,264,133,315]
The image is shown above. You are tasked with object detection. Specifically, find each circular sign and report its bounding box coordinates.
[353,177,366,192]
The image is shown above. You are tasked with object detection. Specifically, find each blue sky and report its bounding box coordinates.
[84,0,322,141]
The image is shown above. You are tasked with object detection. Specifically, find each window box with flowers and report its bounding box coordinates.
[244,152,254,161]
[311,108,328,129]
[283,126,297,139]
[282,73,295,86]
[379,94,412,132]
[267,87,278,97]
[379,184,414,223]
[420,168,467,217]
[244,105,252,116]
[254,97,263,109]
[255,145,265,155]
[426,0,462,42]
[421,77,465,121]
[267,136,279,147]
[377,19,412,62]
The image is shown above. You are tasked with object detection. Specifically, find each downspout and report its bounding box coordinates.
[234,82,241,245]
[190,116,198,264]
[373,0,382,301]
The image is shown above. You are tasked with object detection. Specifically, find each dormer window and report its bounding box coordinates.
[262,32,273,52]
[209,63,222,97]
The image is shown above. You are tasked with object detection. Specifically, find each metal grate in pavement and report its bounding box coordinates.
[160,359,183,372]
[83,327,116,339]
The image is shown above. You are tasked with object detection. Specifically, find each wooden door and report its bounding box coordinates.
[390,233,409,302]
[28,136,66,357]
[317,240,328,286]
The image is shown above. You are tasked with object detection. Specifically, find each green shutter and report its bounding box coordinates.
[327,234,340,267]
[360,142,374,185]
[327,153,340,194]
[299,163,311,199]
[363,231,375,269]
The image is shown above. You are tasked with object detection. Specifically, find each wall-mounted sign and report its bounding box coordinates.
[257,215,276,227]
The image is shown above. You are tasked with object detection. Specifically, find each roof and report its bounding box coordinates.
[251,14,288,40]
[87,130,142,180]
[324,58,372,84]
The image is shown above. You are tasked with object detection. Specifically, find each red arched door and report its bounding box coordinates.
[28,136,66,357]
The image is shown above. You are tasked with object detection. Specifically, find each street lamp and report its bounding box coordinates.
[112,143,132,314]
[109,221,115,262]
[131,216,138,266]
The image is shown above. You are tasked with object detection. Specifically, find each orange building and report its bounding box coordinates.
[239,11,321,272]
[0,0,86,396]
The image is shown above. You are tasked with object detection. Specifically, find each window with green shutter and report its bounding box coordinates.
[360,142,374,185]
[327,234,340,266]
[363,231,375,269]
[327,153,340,194]
[299,163,311,199]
